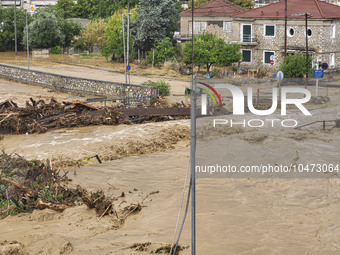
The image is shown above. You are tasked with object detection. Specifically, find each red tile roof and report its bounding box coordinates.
[231,0,340,19]
[180,0,245,16]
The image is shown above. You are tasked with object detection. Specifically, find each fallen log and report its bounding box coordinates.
[0,176,36,197]
[36,198,69,212]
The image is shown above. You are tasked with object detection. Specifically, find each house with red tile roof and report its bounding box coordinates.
[180,0,340,71]
[230,0,340,71]
[180,0,245,41]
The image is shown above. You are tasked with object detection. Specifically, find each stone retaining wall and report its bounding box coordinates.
[0,64,156,101]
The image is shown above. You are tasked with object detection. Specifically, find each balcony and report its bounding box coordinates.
[179,33,193,41]
[239,35,258,46]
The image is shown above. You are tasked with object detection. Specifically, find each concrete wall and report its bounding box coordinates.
[0,64,156,101]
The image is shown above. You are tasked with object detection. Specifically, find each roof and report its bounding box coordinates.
[231,0,340,19]
[180,0,245,16]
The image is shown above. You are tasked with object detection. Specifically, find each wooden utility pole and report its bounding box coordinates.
[305,13,308,62]
[284,0,287,57]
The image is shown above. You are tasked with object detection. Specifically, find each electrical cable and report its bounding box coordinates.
[172,177,192,255]
[169,162,191,255]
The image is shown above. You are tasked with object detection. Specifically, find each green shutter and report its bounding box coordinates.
[264,52,274,64]
[243,25,251,42]
[242,50,251,62]
[265,25,275,36]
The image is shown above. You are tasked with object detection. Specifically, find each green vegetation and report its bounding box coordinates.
[80,19,107,52]
[135,0,178,51]
[146,38,177,65]
[141,80,171,97]
[51,45,62,54]
[101,8,137,61]
[182,33,241,72]
[279,53,314,78]
[0,6,29,51]
[56,0,139,19]
[23,8,81,49]
[188,0,254,9]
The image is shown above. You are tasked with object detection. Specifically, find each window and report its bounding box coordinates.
[305,28,312,37]
[264,25,275,36]
[288,27,295,37]
[242,24,252,42]
[264,51,275,64]
[330,53,335,66]
[223,21,232,32]
[194,21,207,32]
[242,50,251,62]
[331,24,336,39]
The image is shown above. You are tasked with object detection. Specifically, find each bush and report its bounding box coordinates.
[146,38,177,65]
[51,46,62,54]
[279,53,313,78]
[141,80,171,97]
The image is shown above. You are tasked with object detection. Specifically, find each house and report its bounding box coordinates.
[231,0,340,70]
[0,0,58,10]
[319,0,340,6]
[179,0,245,41]
[252,0,280,8]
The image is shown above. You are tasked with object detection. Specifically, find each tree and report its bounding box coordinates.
[23,9,81,49]
[146,37,177,65]
[69,0,138,19]
[0,6,28,51]
[279,53,313,78]
[59,18,82,47]
[182,33,241,72]
[135,0,178,51]
[188,0,209,9]
[55,0,75,18]
[24,12,63,49]
[80,19,107,51]
[188,0,254,9]
[230,0,254,9]
[101,8,137,61]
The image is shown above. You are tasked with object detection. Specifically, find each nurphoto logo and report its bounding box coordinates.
[200,84,312,128]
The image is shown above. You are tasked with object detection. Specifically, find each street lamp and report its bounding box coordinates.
[122,14,127,84]
[14,0,18,55]
[26,9,30,70]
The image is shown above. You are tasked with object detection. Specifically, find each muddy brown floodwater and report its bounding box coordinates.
[1,61,340,255]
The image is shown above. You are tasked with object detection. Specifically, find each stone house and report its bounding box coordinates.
[231,0,340,71]
[180,0,340,71]
[180,0,245,42]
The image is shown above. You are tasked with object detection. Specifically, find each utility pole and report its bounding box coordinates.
[127,0,130,84]
[305,13,308,61]
[14,0,18,55]
[26,10,29,70]
[190,1,196,255]
[305,13,311,78]
[284,0,287,57]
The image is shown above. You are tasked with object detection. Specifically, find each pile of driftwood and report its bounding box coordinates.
[0,98,124,134]
[0,98,190,134]
[0,153,146,221]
